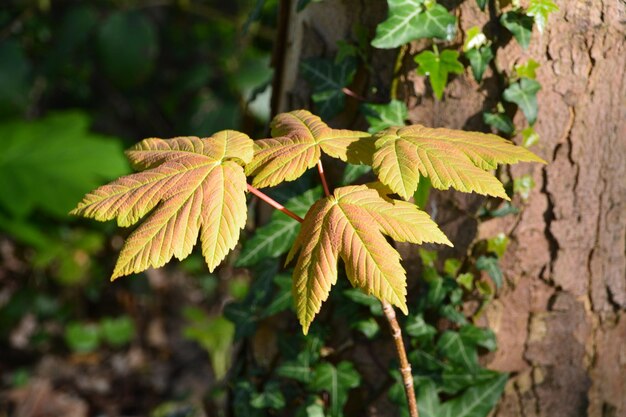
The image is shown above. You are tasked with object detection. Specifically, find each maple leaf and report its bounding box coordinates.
[286,184,452,333]
[246,110,372,188]
[371,125,545,200]
[71,131,253,279]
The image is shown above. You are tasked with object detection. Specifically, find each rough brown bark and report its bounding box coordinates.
[273,0,626,416]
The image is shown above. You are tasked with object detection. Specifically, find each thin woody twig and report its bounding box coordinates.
[381,300,419,417]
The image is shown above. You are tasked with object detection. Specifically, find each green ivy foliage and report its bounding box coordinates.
[224,0,557,415]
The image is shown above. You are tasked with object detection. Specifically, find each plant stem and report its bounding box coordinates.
[246,184,304,222]
[390,44,408,101]
[317,160,331,197]
[251,167,419,417]
[381,300,419,417]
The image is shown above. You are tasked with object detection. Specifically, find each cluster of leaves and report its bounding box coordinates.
[365,0,557,139]
[70,104,540,415]
[71,109,541,330]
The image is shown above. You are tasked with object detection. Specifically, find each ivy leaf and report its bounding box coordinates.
[300,58,356,119]
[500,11,534,49]
[462,26,487,52]
[521,126,539,147]
[503,78,541,125]
[417,380,442,417]
[362,100,408,133]
[343,288,383,316]
[459,325,497,351]
[246,110,371,188]
[475,256,503,288]
[405,314,437,343]
[341,164,372,185]
[437,331,479,371]
[527,0,559,33]
[476,0,487,11]
[514,174,535,200]
[287,184,451,333]
[236,187,321,266]
[441,367,502,394]
[515,59,540,79]
[250,381,286,410]
[310,362,360,417]
[71,132,254,279]
[277,358,312,383]
[371,125,544,200]
[263,274,295,317]
[372,2,456,49]
[353,318,380,339]
[415,49,464,100]
[465,46,493,82]
[440,373,508,417]
[487,233,509,258]
[483,112,515,136]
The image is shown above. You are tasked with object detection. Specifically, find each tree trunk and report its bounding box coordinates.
[272,0,626,416]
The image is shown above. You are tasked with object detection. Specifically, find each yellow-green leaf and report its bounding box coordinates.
[127,131,254,169]
[372,125,544,200]
[247,110,371,188]
[71,133,253,280]
[288,184,451,333]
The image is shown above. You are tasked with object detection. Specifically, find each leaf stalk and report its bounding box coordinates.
[246,184,304,223]
[317,160,332,197]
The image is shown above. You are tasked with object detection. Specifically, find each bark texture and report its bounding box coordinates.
[273,0,626,416]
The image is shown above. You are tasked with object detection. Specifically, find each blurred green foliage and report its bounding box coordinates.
[0,1,277,412]
[0,0,276,279]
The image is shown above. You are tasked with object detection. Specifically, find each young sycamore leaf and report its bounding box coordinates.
[71,131,254,279]
[415,48,464,100]
[371,125,545,200]
[527,0,559,34]
[503,77,541,125]
[286,184,452,333]
[246,110,371,188]
[500,11,534,49]
[372,2,457,49]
